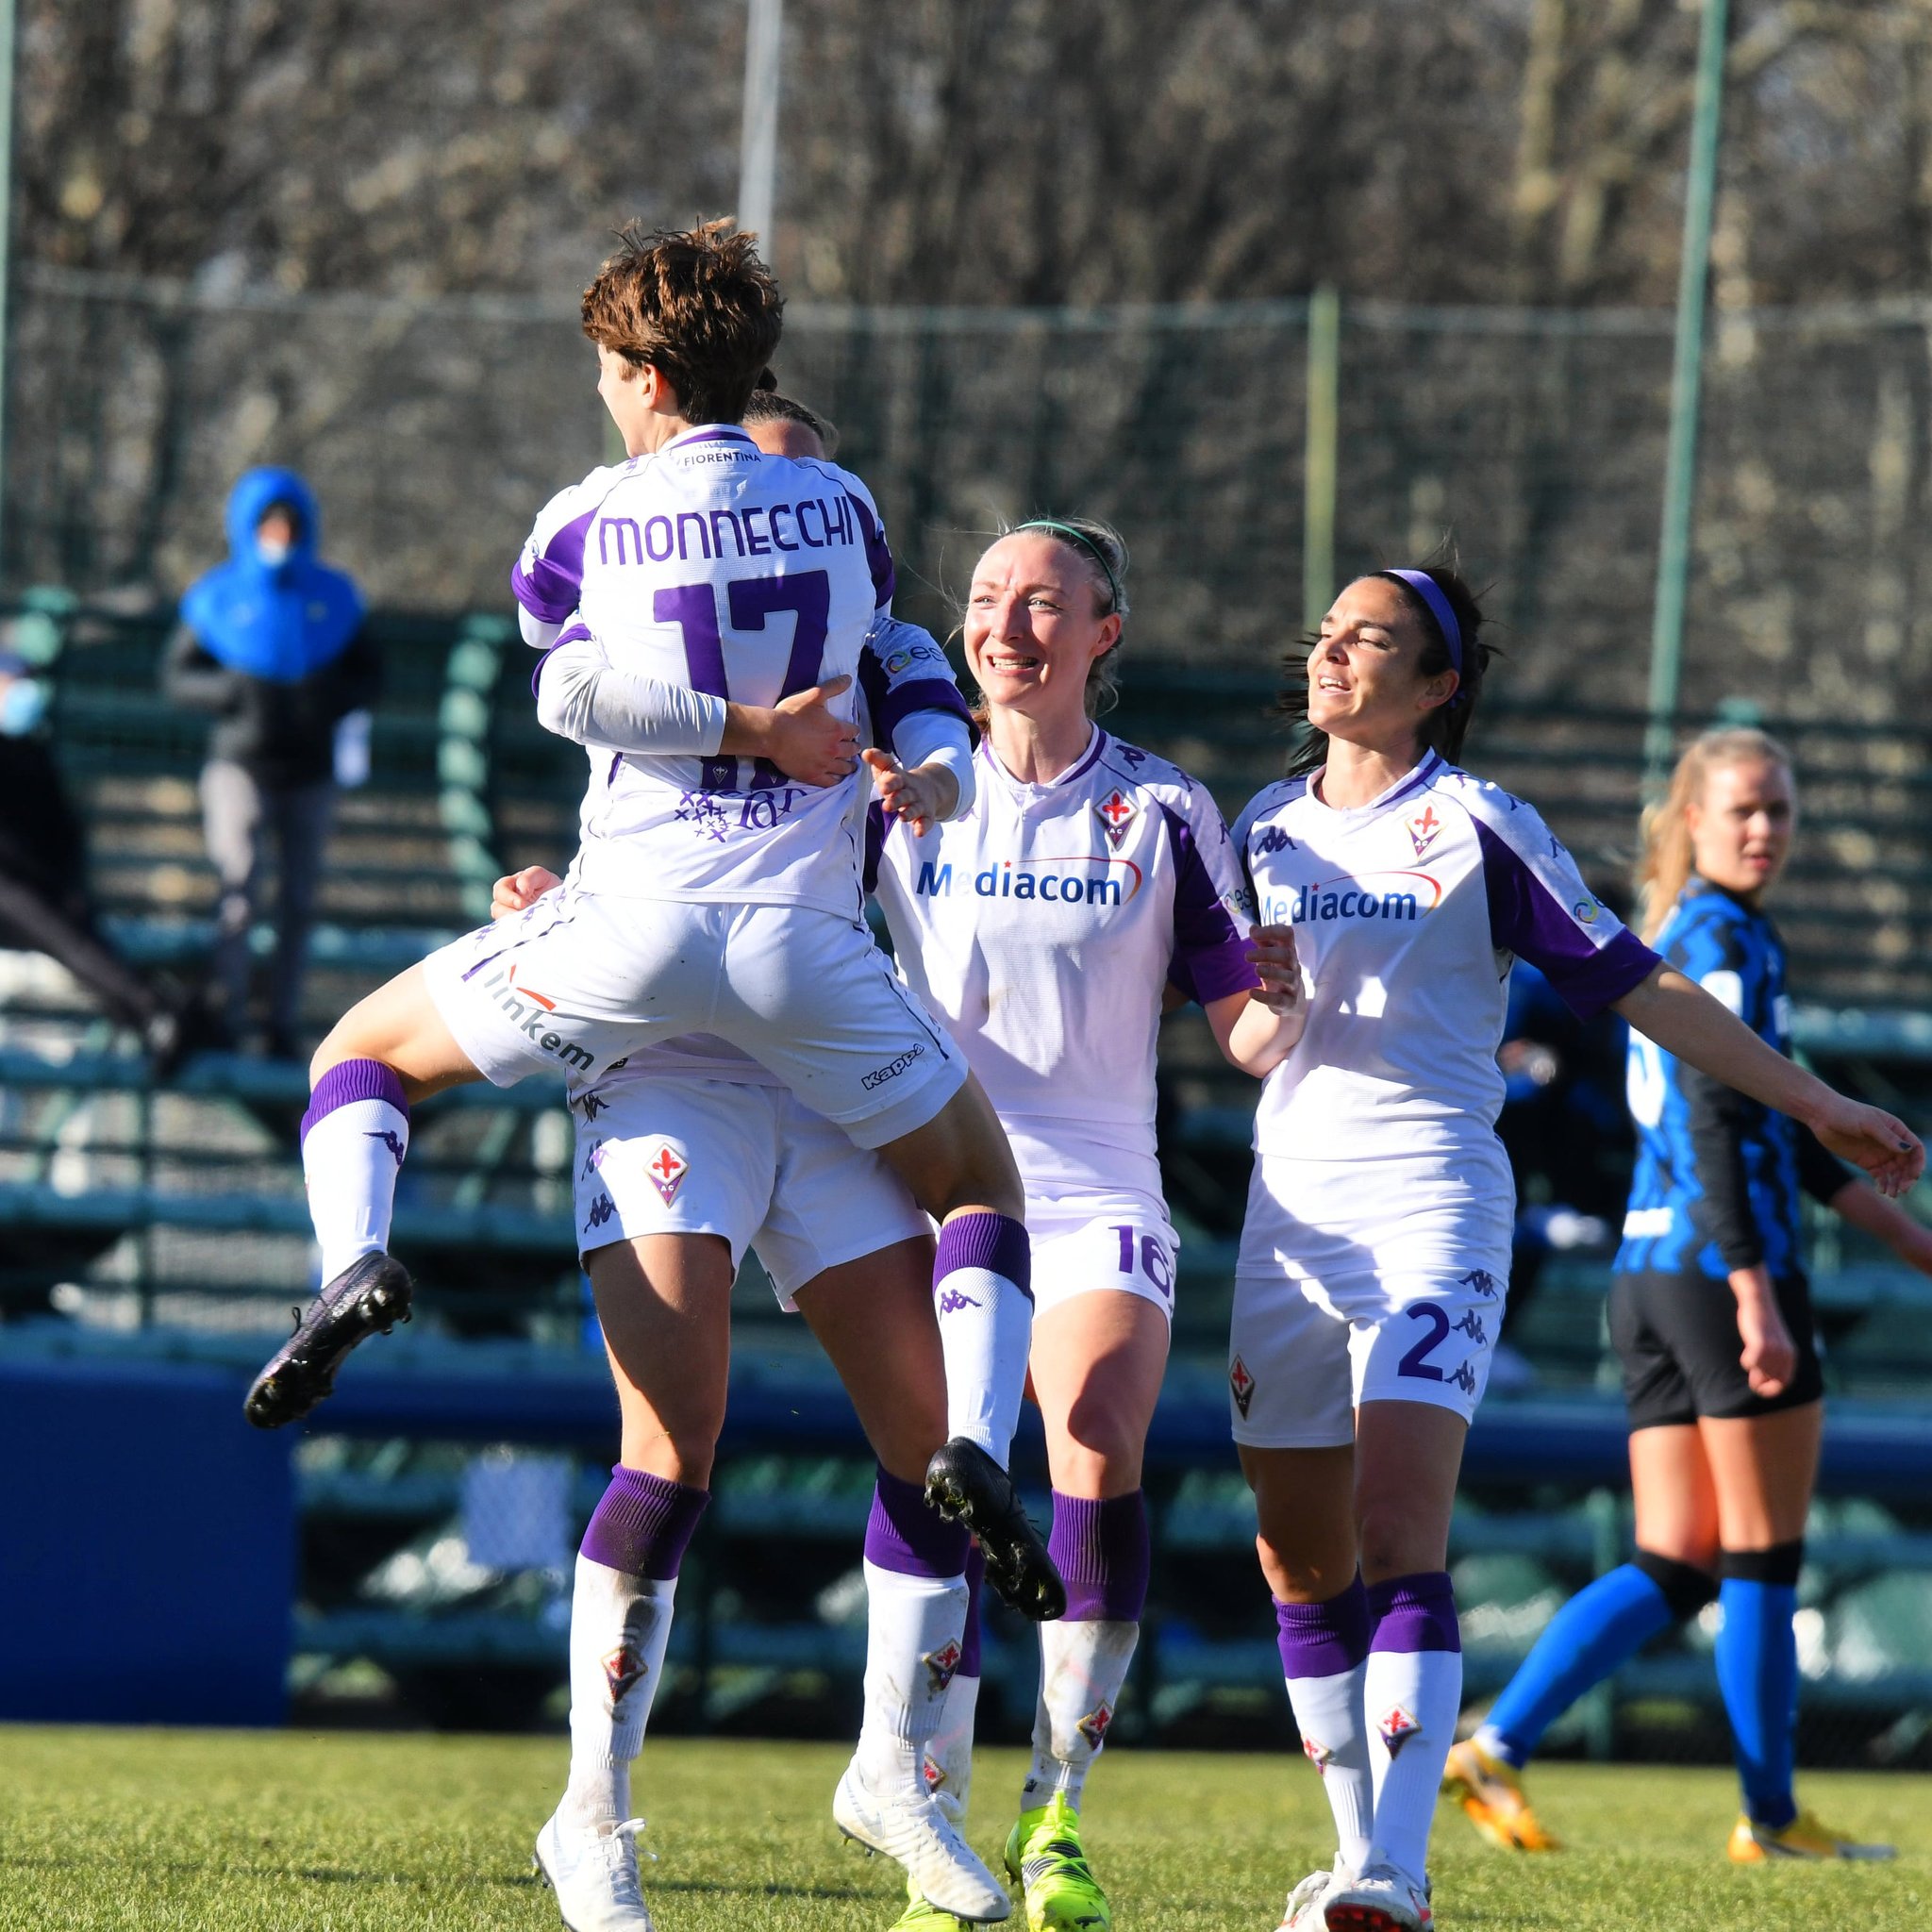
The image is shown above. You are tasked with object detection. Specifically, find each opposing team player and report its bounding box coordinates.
[1445,727,1922,1865]
[864,520,1295,1932]
[491,398,1022,1930]
[1229,570,1922,1932]
[244,227,1051,1652]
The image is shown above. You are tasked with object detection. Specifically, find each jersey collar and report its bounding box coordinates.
[1307,748,1442,821]
[660,424,759,454]
[980,724,1108,793]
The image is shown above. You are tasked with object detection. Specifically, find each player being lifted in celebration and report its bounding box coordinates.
[490,392,1024,1931]
[863,519,1294,1932]
[1444,727,1922,1866]
[1228,568,1922,1932]
[246,225,1058,1666]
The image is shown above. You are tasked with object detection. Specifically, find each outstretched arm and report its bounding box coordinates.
[1612,964,1923,1193]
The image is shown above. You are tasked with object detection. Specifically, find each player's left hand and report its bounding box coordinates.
[1811,1093,1924,1198]
[1245,923,1305,1018]
[864,747,958,836]
[491,865,562,920]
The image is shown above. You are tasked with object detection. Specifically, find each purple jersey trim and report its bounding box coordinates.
[528,620,593,699]
[861,798,891,895]
[1374,750,1441,813]
[844,490,898,609]
[874,675,972,748]
[510,506,596,624]
[1474,818,1659,1019]
[673,425,758,451]
[1065,728,1109,784]
[1157,801,1260,1006]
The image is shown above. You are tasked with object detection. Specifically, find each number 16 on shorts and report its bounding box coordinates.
[1030,1214,1180,1322]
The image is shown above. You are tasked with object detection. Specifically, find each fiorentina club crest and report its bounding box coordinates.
[923,1639,964,1695]
[1229,1354,1256,1420]
[1095,789,1137,849]
[1077,1703,1114,1750]
[1378,1704,1421,1758]
[604,1644,647,1706]
[644,1140,689,1205]
[1302,1734,1335,1775]
[1406,806,1443,859]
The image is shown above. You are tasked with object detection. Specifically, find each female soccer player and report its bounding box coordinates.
[1228,575,1921,1932]
[491,399,1032,1931]
[243,229,1052,1667]
[1444,727,1924,1865]
[866,518,1290,1932]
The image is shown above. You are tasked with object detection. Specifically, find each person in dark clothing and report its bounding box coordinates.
[0,650,193,1069]
[164,467,378,1058]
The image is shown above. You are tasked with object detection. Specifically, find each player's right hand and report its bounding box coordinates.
[491,865,562,920]
[1730,1264,1795,1397]
[1811,1093,1924,1198]
[1245,923,1305,1018]
[761,674,859,787]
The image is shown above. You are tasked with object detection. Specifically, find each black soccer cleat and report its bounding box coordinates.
[924,1436,1066,1622]
[243,1252,413,1429]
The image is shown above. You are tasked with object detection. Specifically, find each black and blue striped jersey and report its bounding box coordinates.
[1615,877,1849,1281]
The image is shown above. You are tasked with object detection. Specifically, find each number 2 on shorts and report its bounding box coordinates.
[1397,1302,1451,1381]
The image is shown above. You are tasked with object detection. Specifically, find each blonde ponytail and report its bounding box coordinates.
[1636,726,1792,941]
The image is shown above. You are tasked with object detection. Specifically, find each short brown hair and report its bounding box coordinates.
[581,219,785,425]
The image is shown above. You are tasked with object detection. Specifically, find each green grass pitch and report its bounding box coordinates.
[0,1726,1925,1930]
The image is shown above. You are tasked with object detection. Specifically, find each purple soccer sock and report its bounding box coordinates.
[1275,1574,1374,1680]
[958,1542,985,1677]
[932,1212,1033,1467]
[580,1465,710,1581]
[1050,1491,1151,1624]
[866,1467,972,1578]
[298,1058,412,1283]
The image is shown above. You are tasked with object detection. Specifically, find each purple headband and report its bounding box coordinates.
[1379,569,1464,685]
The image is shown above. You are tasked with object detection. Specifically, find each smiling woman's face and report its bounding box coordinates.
[1303,575,1455,752]
[962,532,1118,724]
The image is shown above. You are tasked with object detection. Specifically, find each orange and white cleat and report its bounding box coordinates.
[1440,1738,1559,1853]
[1726,1808,1895,1863]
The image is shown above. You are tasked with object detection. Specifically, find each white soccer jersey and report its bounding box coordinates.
[1233,750,1659,1161]
[872,728,1257,1199]
[513,425,917,917]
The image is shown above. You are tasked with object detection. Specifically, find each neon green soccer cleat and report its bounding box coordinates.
[1003,1796,1111,1932]
[889,1872,978,1929]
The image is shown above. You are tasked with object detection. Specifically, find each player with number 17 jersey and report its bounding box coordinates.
[516,426,906,916]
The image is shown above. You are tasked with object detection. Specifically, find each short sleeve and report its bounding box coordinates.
[510,477,607,627]
[1158,796,1259,1006]
[1468,792,1658,1019]
[857,616,971,751]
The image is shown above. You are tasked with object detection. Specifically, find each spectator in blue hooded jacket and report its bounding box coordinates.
[163,467,379,1058]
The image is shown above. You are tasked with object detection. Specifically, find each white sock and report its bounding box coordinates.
[563,1555,679,1829]
[858,1559,970,1800]
[924,1672,981,1824]
[1364,1648,1462,1881]
[1022,1617,1140,1811]
[301,1086,408,1285]
[933,1213,1033,1469]
[1285,1659,1374,1874]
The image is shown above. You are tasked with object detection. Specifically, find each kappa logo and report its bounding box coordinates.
[1229,1354,1257,1419]
[580,1141,607,1181]
[583,1192,617,1232]
[936,1288,982,1316]
[577,1090,609,1122]
[1407,806,1444,858]
[1458,1268,1501,1299]
[1095,789,1137,849]
[604,1644,647,1705]
[862,1044,924,1091]
[1302,1734,1335,1774]
[363,1128,406,1169]
[923,1638,964,1695]
[1378,1705,1421,1758]
[1077,1703,1114,1750]
[1454,1308,1487,1344]
[1254,825,1294,856]
[644,1141,689,1205]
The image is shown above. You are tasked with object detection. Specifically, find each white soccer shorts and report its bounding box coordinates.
[570,1073,930,1308]
[421,885,966,1149]
[1026,1187,1181,1324]
[1227,1152,1512,1446]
